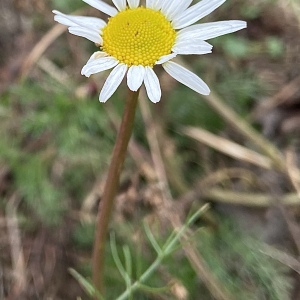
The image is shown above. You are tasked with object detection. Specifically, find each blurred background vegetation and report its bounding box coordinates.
[1,0,300,299]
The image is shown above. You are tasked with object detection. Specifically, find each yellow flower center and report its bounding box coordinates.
[102,7,176,67]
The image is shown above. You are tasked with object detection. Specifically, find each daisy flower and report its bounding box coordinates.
[53,0,246,103]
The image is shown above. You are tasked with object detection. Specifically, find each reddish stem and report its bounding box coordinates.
[92,89,140,298]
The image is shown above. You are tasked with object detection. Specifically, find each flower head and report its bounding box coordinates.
[53,0,246,103]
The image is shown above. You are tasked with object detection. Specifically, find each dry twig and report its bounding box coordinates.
[260,244,300,275]
[286,148,300,198]
[204,189,299,207]
[20,24,66,79]
[182,126,273,170]
[6,194,27,297]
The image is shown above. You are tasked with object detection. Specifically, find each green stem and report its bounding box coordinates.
[92,89,140,298]
[116,204,210,300]
[117,256,162,300]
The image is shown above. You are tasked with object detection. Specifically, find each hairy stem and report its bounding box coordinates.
[92,89,140,297]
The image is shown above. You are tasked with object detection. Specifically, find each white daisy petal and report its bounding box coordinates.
[147,0,163,10]
[146,0,156,9]
[53,12,78,27]
[169,0,193,20]
[161,0,192,20]
[172,0,226,29]
[85,51,109,65]
[177,20,247,41]
[53,10,106,30]
[160,0,180,19]
[68,26,103,44]
[100,64,128,102]
[156,0,164,10]
[173,39,213,55]
[173,43,212,55]
[127,0,140,9]
[127,65,145,91]
[163,61,210,95]
[175,32,209,45]
[112,0,126,11]
[81,56,119,77]
[156,53,177,65]
[82,0,118,16]
[144,67,161,103]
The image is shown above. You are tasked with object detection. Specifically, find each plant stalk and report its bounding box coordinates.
[92,89,140,298]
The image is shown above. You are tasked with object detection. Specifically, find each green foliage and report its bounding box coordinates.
[72,222,95,250]
[196,220,291,300]
[266,36,284,58]
[221,36,250,58]
[69,268,103,300]
[15,156,65,226]
[167,86,224,133]
[76,206,210,300]
[50,0,84,13]
[0,81,114,226]
[240,0,279,19]
[240,4,263,19]
[72,209,291,300]
[217,70,262,114]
